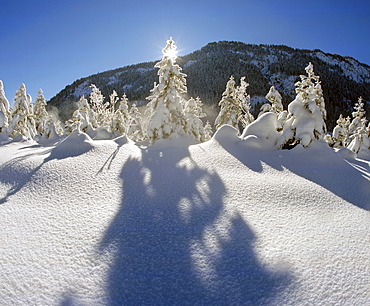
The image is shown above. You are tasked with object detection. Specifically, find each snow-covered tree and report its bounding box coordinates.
[183,97,206,142]
[111,94,132,137]
[89,84,105,127]
[330,114,350,148]
[0,80,11,132]
[214,76,239,130]
[237,76,254,128]
[277,63,327,148]
[347,117,369,154]
[64,96,96,135]
[145,37,187,144]
[264,86,283,114]
[33,89,49,135]
[8,84,36,139]
[128,103,144,141]
[204,120,213,141]
[40,116,62,141]
[215,76,253,132]
[348,97,366,136]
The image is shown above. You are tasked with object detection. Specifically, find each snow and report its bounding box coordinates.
[183,60,197,69]
[1,127,370,305]
[314,51,370,83]
[72,80,92,98]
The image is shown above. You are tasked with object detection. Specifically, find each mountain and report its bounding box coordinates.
[47,41,370,130]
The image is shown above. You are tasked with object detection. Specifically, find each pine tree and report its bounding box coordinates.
[331,114,350,148]
[214,76,239,130]
[265,86,283,114]
[215,76,253,132]
[145,37,187,144]
[89,84,105,128]
[277,63,327,148]
[183,97,206,142]
[0,80,11,132]
[33,89,49,135]
[8,84,36,139]
[204,120,213,141]
[237,76,254,128]
[348,97,365,135]
[128,103,144,141]
[111,94,132,137]
[347,117,369,154]
[64,96,96,135]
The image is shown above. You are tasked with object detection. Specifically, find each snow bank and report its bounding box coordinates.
[0,136,369,305]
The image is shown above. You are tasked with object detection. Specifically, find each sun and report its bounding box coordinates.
[163,37,178,61]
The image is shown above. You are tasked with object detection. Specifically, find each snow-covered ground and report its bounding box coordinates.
[1,126,369,305]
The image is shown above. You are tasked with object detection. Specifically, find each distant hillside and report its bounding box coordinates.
[47,41,370,130]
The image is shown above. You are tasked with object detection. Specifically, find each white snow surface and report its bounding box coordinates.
[1,126,370,305]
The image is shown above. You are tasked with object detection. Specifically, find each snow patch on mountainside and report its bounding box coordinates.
[314,51,370,82]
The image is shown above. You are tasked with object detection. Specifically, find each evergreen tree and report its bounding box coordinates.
[64,96,96,135]
[33,89,49,135]
[204,120,213,141]
[330,114,350,148]
[277,63,327,148]
[128,103,144,141]
[8,84,36,139]
[0,80,11,132]
[264,86,283,114]
[145,37,187,144]
[89,84,105,127]
[348,97,366,135]
[111,94,132,137]
[183,97,206,142]
[214,76,239,130]
[347,117,369,154]
[215,76,253,131]
[237,76,254,128]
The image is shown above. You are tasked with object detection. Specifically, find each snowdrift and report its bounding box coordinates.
[0,127,369,305]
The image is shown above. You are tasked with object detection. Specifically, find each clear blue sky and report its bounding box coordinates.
[1,0,369,104]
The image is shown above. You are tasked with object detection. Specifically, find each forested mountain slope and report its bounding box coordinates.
[47,41,370,130]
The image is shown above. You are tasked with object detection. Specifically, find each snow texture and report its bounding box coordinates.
[0,128,370,305]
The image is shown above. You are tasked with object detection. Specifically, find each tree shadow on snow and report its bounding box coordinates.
[99,144,291,305]
[0,131,94,204]
[215,127,370,211]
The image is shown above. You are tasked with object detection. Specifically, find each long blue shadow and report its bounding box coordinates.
[99,144,291,305]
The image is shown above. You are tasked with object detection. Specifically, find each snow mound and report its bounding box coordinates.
[47,130,95,160]
[241,112,280,149]
[0,136,370,305]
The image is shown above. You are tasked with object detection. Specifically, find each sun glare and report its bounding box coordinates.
[163,37,178,60]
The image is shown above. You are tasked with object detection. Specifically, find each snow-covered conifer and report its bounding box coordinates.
[111,94,132,137]
[214,76,239,130]
[145,37,187,144]
[33,89,49,135]
[65,109,84,135]
[128,103,144,141]
[347,117,369,154]
[349,97,366,135]
[8,84,36,139]
[204,120,213,141]
[277,63,327,148]
[264,86,283,114]
[215,76,253,131]
[330,114,350,148]
[183,97,206,142]
[64,96,96,135]
[89,84,105,127]
[237,76,254,128]
[0,80,11,132]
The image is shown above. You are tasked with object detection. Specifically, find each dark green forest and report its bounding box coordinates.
[47,41,370,131]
